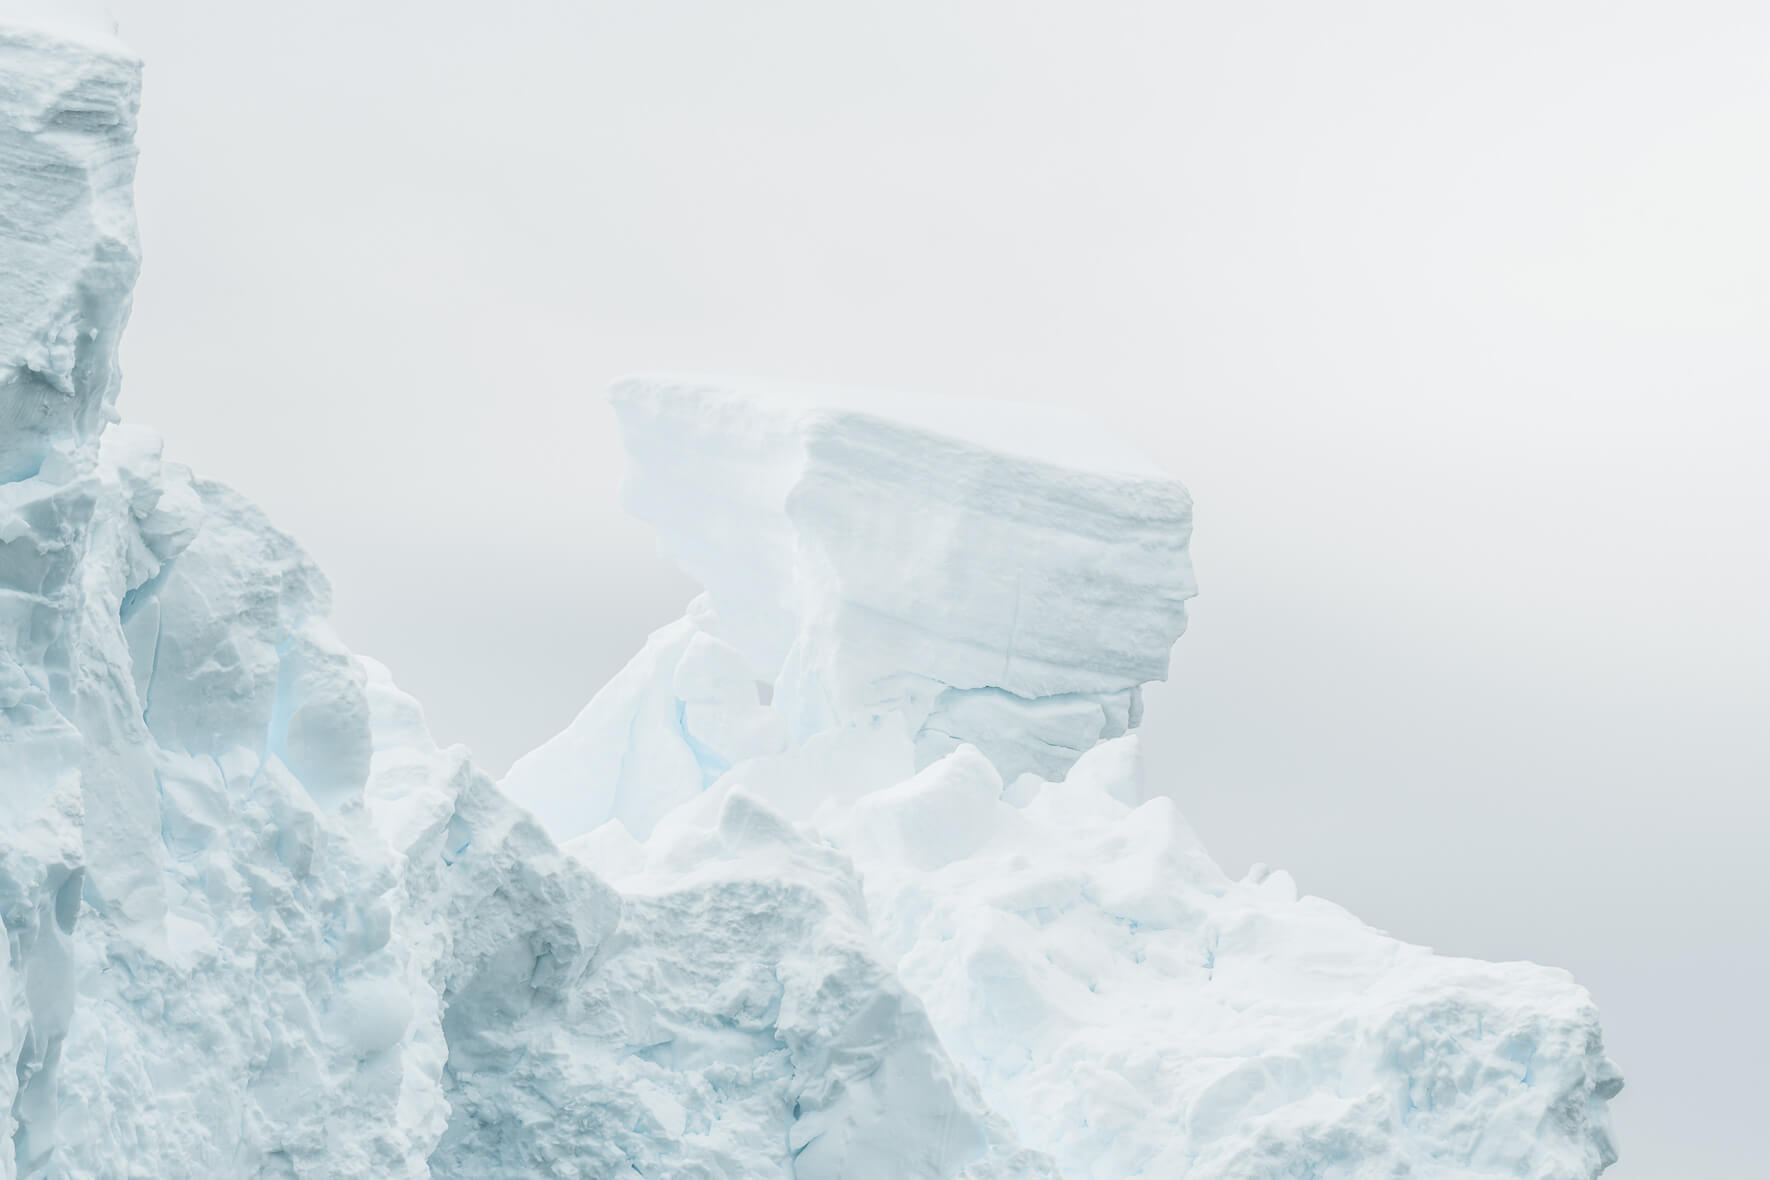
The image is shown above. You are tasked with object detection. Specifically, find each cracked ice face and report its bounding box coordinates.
[0,23,140,482]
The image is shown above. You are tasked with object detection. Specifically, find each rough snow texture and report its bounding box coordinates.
[1,21,1620,1180]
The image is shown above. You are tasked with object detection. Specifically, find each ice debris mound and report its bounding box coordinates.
[0,19,1621,1179]
[1,27,622,1178]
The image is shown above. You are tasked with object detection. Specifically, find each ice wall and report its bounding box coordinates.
[0,27,614,1174]
[0,22,138,482]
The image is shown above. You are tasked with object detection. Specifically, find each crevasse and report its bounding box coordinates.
[0,19,1619,1180]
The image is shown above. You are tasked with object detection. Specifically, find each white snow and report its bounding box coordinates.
[0,19,1621,1180]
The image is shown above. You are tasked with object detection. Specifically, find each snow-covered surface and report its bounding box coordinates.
[0,20,1620,1179]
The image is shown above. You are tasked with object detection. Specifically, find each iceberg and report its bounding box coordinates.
[504,375,1197,837]
[0,18,1620,1179]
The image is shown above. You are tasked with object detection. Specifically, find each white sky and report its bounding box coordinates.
[21,0,1767,1174]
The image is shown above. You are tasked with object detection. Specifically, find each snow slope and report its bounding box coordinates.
[0,20,1620,1179]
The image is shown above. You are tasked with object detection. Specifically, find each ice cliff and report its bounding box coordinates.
[0,20,1620,1180]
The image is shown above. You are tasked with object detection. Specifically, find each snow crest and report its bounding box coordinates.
[0,21,1619,1180]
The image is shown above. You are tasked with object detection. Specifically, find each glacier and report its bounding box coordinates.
[0,18,1620,1180]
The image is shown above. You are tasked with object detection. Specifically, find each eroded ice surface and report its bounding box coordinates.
[0,19,1619,1180]
[504,375,1198,838]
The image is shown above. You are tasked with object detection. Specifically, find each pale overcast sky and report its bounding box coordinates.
[22,0,1768,1174]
